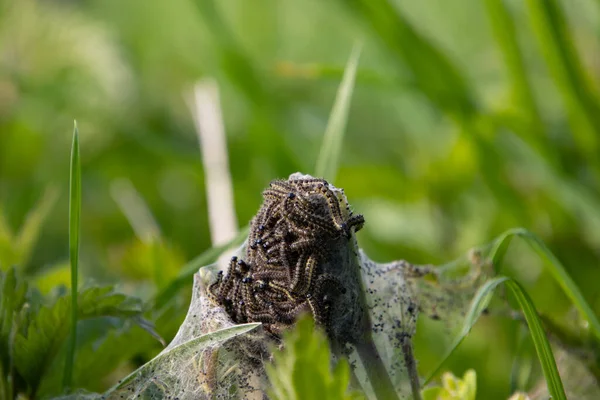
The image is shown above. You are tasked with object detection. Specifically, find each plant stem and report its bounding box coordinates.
[401,335,422,400]
[355,333,400,400]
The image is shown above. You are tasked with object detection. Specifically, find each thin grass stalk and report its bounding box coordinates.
[489,228,600,341]
[315,42,361,182]
[504,280,566,400]
[425,276,566,400]
[63,122,81,391]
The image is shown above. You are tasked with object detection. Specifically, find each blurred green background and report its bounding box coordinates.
[1,0,599,398]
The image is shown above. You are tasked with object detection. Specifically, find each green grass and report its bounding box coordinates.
[526,0,600,164]
[423,227,596,398]
[424,276,566,400]
[489,228,600,341]
[1,0,600,398]
[63,121,81,392]
[315,42,361,183]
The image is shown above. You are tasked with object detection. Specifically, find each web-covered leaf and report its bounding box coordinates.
[91,270,270,400]
[344,248,491,398]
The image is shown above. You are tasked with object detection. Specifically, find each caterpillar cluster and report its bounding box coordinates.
[208,177,364,337]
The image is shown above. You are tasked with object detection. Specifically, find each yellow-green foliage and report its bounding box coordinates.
[266,317,363,400]
[422,370,477,400]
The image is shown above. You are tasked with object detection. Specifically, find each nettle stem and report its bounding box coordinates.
[401,335,422,400]
[355,335,400,400]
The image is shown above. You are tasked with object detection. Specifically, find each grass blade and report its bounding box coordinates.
[504,279,566,400]
[346,0,476,119]
[526,0,600,163]
[483,0,555,164]
[346,0,528,220]
[63,121,81,391]
[424,277,567,400]
[424,277,504,384]
[484,0,538,119]
[488,227,600,341]
[314,42,361,183]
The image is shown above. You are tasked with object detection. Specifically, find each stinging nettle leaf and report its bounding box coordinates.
[13,286,144,392]
[0,268,29,381]
[267,316,362,400]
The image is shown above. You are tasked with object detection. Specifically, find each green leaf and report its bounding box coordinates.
[0,268,28,364]
[36,322,157,396]
[314,42,361,183]
[65,120,81,391]
[421,369,477,400]
[72,324,155,391]
[488,227,600,341]
[442,370,476,400]
[0,268,29,398]
[266,317,362,400]
[506,279,566,399]
[13,286,143,394]
[424,277,566,400]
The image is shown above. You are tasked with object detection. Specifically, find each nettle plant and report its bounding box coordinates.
[1,48,598,400]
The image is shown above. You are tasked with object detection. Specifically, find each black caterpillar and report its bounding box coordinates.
[208,177,364,337]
